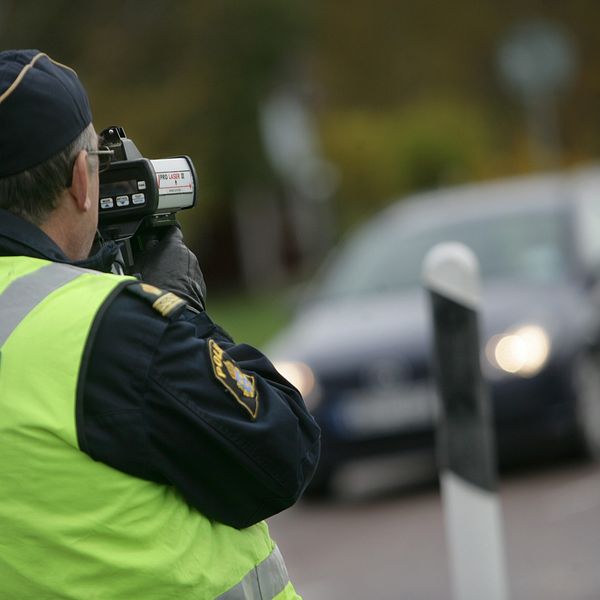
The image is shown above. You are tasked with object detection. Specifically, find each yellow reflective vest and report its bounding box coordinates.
[0,256,299,599]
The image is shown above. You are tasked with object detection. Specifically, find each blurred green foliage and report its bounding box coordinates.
[207,291,291,349]
[321,98,497,229]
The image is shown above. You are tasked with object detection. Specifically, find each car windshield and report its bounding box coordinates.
[315,205,570,300]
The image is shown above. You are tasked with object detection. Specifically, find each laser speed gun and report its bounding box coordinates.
[97,125,198,245]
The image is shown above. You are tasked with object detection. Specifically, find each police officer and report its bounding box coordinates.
[0,49,320,599]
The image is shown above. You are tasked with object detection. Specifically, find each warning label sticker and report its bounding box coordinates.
[156,170,194,194]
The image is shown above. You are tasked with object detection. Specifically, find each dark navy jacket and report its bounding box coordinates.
[0,209,320,529]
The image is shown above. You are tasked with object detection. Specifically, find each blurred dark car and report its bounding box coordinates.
[268,168,600,494]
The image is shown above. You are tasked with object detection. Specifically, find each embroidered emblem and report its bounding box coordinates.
[209,339,259,419]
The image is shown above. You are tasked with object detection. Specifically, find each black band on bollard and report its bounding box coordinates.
[430,291,497,493]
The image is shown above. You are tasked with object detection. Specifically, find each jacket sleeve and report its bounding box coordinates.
[79,288,320,529]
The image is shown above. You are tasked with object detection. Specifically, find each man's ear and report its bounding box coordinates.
[68,150,91,212]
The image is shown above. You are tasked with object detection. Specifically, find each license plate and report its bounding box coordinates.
[337,385,437,437]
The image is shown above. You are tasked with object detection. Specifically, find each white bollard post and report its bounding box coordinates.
[422,242,509,600]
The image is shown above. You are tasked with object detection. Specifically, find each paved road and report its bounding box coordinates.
[269,458,600,600]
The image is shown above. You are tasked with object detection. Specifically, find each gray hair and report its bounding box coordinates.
[0,124,96,225]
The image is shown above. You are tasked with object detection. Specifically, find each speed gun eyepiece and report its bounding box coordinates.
[97,126,198,241]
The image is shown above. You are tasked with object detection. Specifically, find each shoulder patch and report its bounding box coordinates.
[208,339,259,420]
[126,282,187,318]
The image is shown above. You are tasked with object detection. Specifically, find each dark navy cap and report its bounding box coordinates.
[0,49,92,177]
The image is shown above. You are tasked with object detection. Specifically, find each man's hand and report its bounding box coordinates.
[132,225,206,312]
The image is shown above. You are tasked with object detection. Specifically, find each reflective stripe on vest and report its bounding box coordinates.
[217,546,290,600]
[0,262,84,347]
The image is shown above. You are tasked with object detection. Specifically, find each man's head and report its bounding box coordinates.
[0,50,100,259]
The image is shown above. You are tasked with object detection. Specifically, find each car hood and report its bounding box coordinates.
[267,281,592,370]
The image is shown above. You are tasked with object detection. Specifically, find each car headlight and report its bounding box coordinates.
[273,361,321,411]
[485,324,551,378]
